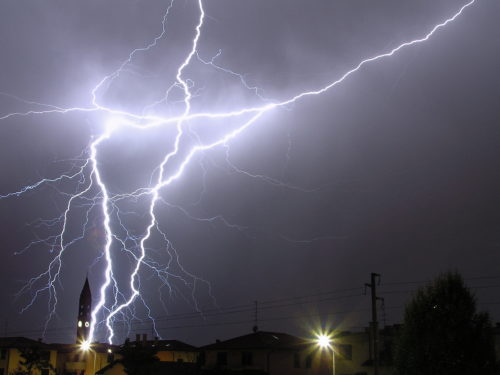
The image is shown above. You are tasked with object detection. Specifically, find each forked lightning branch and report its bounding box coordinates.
[0,0,477,345]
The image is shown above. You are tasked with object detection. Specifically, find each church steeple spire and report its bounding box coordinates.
[76,276,92,344]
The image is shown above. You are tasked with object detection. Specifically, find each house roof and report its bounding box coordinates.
[0,337,52,349]
[49,343,119,353]
[48,339,195,353]
[201,331,309,351]
[123,339,197,352]
[153,340,197,352]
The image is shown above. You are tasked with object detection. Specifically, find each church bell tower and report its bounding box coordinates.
[76,277,92,344]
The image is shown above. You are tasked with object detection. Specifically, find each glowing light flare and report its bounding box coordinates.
[80,340,91,352]
[316,333,333,349]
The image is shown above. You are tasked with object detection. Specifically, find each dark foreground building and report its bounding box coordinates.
[200,330,331,375]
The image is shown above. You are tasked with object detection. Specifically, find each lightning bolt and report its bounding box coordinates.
[0,0,477,344]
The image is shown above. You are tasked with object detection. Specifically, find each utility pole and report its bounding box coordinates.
[253,300,259,333]
[365,273,381,375]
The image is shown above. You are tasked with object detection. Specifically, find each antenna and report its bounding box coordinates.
[252,300,259,333]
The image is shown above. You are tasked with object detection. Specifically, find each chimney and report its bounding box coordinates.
[136,334,140,343]
[142,333,147,343]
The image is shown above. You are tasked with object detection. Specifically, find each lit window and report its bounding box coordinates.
[78,321,82,327]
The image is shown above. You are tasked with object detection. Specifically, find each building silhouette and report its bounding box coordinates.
[76,277,91,344]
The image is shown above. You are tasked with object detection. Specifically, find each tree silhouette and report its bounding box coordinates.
[394,272,496,375]
[16,346,53,375]
[118,339,159,375]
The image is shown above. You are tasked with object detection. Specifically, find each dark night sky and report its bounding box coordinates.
[0,0,499,346]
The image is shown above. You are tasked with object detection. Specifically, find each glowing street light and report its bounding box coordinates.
[80,340,91,352]
[316,333,335,375]
[317,334,332,349]
[79,340,100,375]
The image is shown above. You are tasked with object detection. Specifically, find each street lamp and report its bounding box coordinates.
[316,334,335,375]
[79,340,98,375]
[80,340,91,352]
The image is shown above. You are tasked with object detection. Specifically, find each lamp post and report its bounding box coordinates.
[79,340,97,375]
[316,334,335,375]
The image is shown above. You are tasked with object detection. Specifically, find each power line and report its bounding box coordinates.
[378,283,500,296]
[8,275,500,340]
[8,298,500,340]
[380,275,500,287]
[2,291,365,337]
